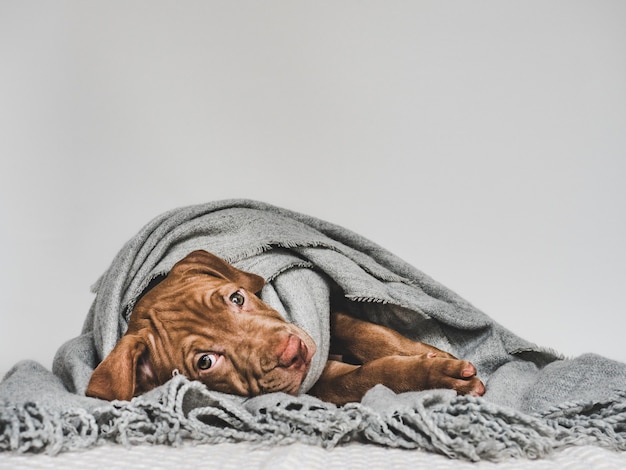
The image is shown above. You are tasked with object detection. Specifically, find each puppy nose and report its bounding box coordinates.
[277,335,307,368]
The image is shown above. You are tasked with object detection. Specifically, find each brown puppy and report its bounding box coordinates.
[86,250,485,405]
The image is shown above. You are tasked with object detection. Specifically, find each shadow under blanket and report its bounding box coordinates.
[2,199,626,461]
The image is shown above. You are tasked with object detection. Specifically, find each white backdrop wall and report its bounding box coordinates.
[1,1,625,378]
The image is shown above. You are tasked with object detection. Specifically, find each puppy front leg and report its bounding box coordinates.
[308,361,362,405]
[330,312,454,363]
[309,356,484,406]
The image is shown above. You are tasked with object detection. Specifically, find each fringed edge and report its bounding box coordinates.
[537,390,626,451]
[0,402,99,455]
[2,380,626,460]
[357,391,563,462]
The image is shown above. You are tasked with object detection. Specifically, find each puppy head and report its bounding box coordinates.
[86,250,316,401]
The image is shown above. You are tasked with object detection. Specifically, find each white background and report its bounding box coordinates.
[1,1,625,378]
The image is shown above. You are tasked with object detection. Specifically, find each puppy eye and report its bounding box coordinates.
[197,353,217,370]
[229,291,245,306]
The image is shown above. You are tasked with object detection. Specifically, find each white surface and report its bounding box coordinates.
[1,1,625,380]
[1,443,626,470]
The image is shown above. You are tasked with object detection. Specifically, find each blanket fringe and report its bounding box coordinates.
[3,378,626,460]
[0,402,99,455]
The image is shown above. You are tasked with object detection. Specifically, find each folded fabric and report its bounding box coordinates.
[2,199,626,460]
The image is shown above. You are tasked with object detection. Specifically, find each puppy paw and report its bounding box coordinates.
[423,348,456,360]
[469,379,486,397]
[450,361,485,396]
[425,358,485,397]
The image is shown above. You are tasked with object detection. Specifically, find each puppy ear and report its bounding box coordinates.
[173,250,266,293]
[86,335,155,401]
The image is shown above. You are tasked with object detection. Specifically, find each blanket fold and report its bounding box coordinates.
[2,199,625,460]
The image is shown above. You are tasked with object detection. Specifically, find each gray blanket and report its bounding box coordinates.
[2,199,626,460]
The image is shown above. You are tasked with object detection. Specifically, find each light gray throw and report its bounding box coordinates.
[2,199,626,460]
